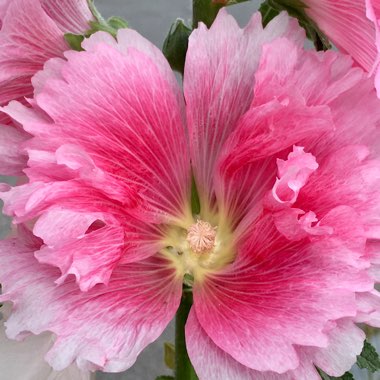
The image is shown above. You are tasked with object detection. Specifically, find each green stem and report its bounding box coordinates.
[192,0,224,28]
[87,0,107,24]
[175,291,198,380]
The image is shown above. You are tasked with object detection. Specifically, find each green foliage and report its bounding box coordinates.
[224,0,251,4]
[155,377,174,380]
[357,340,380,373]
[64,33,85,51]
[164,342,175,370]
[162,19,192,74]
[86,0,128,38]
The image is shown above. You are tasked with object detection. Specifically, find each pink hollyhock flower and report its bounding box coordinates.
[301,0,380,96]
[0,303,93,380]
[1,9,380,378]
[0,0,93,176]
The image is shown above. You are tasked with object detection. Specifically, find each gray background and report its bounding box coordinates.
[0,1,378,379]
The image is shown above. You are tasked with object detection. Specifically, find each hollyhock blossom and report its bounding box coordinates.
[1,8,380,379]
[0,0,93,176]
[300,0,380,96]
[0,303,93,380]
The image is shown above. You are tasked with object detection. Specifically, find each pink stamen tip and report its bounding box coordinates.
[186,220,217,253]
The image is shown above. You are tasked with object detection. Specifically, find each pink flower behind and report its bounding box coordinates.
[1,9,380,379]
[0,0,93,175]
[301,0,380,96]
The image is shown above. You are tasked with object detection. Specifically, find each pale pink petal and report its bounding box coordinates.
[193,207,371,373]
[34,210,125,291]
[303,319,365,377]
[356,290,380,327]
[184,9,304,206]
[40,0,93,34]
[271,146,319,207]
[82,28,183,109]
[0,234,182,372]
[0,304,92,380]
[0,0,11,25]
[0,124,28,175]
[272,209,333,241]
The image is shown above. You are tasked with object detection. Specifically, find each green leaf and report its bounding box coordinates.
[162,19,192,74]
[221,0,251,5]
[357,340,380,373]
[259,1,280,27]
[64,33,85,52]
[317,368,354,380]
[164,342,175,370]
[155,377,174,380]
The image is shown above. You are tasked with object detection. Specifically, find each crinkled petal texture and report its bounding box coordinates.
[0,230,182,372]
[0,0,93,175]
[1,29,191,292]
[2,9,380,378]
[302,0,380,96]
[0,26,189,372]
[182,10,380,380]
[184,9,304,209]
[0,304,93,380]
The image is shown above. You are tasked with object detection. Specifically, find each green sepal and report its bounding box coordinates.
[86,0,128,38]
[64,33,85,51]
[107,16,128,30]
[356,340,380,373]
[162,19,192,74]
[164,342,175,370]
[155,377,175,380]
[317,369,354,380]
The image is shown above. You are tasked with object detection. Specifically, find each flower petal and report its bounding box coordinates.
[298,145,380,239]
[5,31,191,221]
[40,0,93,34]
[302,319,365,377]
[184,9,304,206]
[0,232,182,372]
[0,0,91,104]
[193,207,371,373]
[304,0,377,72]
[35,220,125,291]
[0,304,92,380]
[186,309,321,380]
[0,124,28,175]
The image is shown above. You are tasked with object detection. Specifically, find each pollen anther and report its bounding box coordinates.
[186,220,217,254]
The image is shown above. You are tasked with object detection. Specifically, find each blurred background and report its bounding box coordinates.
[1,0,379,379]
